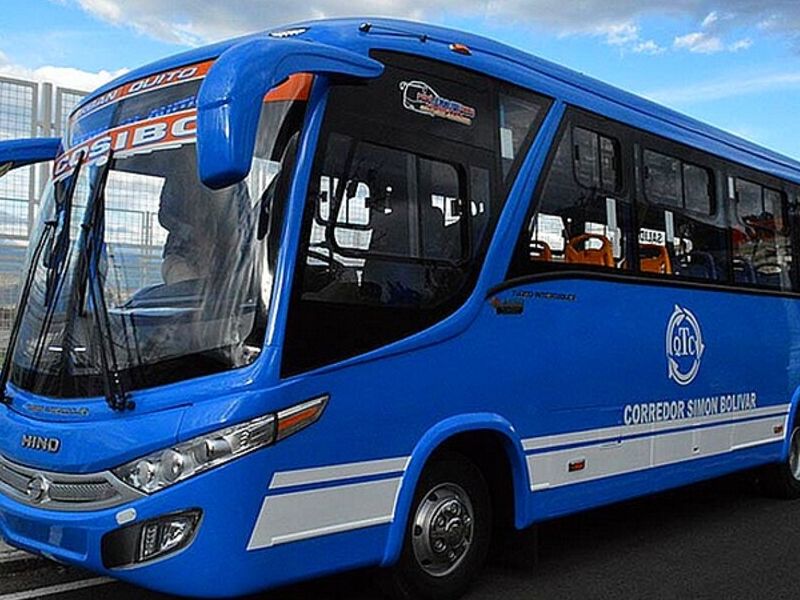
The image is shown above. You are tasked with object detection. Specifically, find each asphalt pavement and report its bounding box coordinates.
[2,470,799,599]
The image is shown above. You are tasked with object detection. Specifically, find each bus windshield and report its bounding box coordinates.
[7,69,309,399]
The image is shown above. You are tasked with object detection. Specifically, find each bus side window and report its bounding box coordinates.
[732,178,793,291]
[638,148,727,282]
[509,121,632,277]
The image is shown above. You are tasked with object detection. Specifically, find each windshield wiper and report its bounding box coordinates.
[78,158,134,412]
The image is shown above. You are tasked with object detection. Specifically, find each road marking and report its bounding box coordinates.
[0,550,32,565]
[0,577,113,600]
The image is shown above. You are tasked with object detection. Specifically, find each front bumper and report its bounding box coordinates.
[0,446,393,598]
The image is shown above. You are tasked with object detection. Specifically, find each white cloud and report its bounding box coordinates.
[59,0,800,50]
[0,51,126,91]
[599,22,640,47]
[730,38,753,51]
[674,31,724,53]
[701,11,719,28]
[645,71,800,105]
[633,40,666,55]
[674,31,755,54]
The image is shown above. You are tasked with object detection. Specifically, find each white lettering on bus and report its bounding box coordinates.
[623,392,758,426]
[132,122,168,147]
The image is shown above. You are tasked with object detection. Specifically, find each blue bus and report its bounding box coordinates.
[0,17,798,599]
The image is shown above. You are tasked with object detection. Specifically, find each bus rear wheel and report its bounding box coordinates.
[383,452,491,600]
[761,425,800,499]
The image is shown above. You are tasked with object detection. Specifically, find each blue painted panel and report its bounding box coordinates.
[0,138,60,169]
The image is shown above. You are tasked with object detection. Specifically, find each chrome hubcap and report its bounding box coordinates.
[790,429,800,481]
[412,483,474,577]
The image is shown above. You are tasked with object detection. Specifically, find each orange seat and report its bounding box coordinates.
[639,244,672,275]
[565,234,614,268]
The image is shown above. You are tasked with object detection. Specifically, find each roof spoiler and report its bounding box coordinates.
[197,37,384,189]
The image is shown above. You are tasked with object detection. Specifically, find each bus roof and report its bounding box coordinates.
[74,17,800,185]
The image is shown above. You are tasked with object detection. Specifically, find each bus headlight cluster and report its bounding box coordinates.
[112,395,328,494]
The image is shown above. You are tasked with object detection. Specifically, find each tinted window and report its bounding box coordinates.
[499,92,546,178]
[509,122,632,276]
[644,150,682,208]
[733,178,793,290]
[573,127,620,192]
[284,53,550,375]
[638,146,725,282]
[683,163,713,214]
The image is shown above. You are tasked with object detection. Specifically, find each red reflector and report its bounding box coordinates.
[568,459,586,473]
[264,73,314,103]
[775,425,785,435]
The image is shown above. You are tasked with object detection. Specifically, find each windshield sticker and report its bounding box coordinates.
[399,80,476,126]
[54,109,197,181]
[70,59,214,126]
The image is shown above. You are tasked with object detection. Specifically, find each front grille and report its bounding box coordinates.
[0,462,29,494]
[49,481,117,503]
[0,454,143,511]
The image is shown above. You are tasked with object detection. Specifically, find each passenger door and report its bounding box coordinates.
[500,109,650,497]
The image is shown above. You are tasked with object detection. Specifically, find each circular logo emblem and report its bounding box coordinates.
[666,305,705,386]
[26,475,50,504]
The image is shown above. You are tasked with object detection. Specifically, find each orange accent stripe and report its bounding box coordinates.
[264,73,314,103]
[277,405,320,433]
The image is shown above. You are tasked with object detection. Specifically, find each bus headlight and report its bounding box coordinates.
[112,395,328,494]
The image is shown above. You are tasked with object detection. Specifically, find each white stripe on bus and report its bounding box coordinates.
[248,477,402,550]
[269,456,410,490]
[527,411,787,491]
[521,404,790,452]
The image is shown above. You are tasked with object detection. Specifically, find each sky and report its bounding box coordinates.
[1,1,800,158]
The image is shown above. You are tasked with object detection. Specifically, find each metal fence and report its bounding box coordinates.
[0,76,87,352]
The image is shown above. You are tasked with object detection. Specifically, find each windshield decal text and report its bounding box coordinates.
[70,60,214,126]
[54,109,197,180]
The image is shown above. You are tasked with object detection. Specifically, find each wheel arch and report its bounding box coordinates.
[381,413,530,567]
[781,385,800,460]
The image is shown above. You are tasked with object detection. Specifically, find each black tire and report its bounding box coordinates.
[761,425,800,499]
[382,452,491,600]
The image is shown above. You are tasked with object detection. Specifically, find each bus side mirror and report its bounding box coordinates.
[197,37,384,190]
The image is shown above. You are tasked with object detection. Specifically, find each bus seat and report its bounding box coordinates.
[639,244,672,275]
[565,234,614,268]
[529,240,553,262]
[732,257,756,284]
[680,251,718,281]
[755,263,788,289]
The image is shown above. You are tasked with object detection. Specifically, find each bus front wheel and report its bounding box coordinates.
[761,425,800,499]
[383,452,491,600]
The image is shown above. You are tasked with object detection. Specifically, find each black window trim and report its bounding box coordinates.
[571,125,624,195]
[733,176,789,234]
[506,103,800,297]
[641,147,717,218]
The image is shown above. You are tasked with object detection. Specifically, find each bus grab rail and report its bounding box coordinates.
[196,36,384,189]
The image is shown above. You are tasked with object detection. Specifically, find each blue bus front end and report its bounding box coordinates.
[0,27,399,597]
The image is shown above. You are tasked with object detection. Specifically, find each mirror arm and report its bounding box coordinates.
[197,37,384,189]
[0,138,61,170]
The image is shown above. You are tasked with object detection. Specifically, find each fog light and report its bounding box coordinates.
[102,509,202,569]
